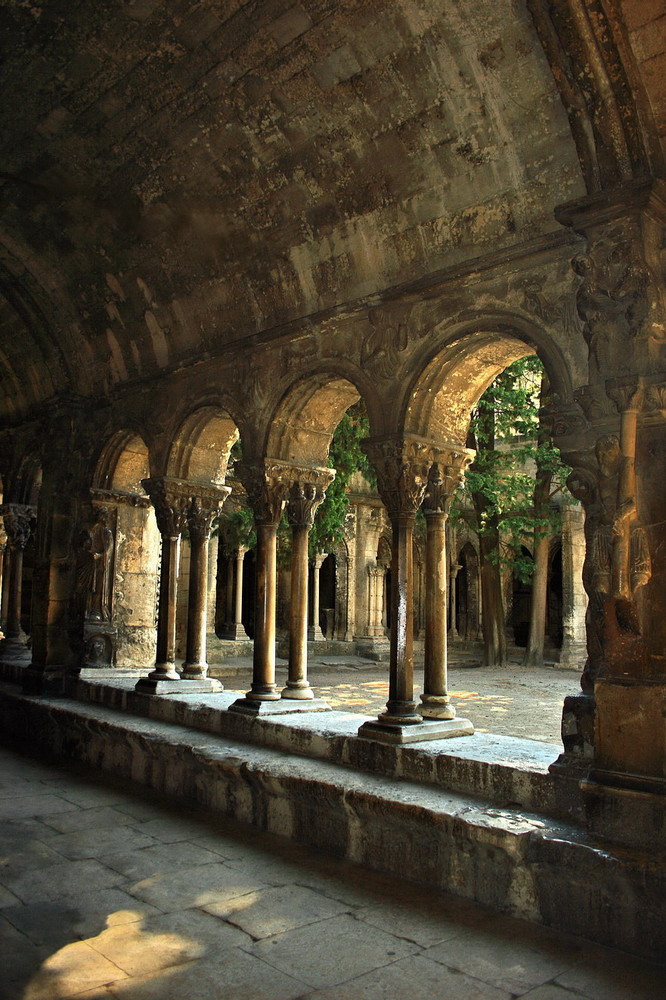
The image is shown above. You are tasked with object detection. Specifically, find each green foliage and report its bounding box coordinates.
[309,402,373,556]
[218,502,256,554]
[453,356,571,583]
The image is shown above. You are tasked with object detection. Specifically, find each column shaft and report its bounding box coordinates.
[383,512,420,721]
[284,522,312,698]
[421,510,454,718]
[182,532,209,677]
[249,520,280,699]
[153,535,181,679]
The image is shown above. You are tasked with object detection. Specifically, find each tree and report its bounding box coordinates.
[454,356,570,666]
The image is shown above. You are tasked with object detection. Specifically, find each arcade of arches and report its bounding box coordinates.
[1,0,666,954]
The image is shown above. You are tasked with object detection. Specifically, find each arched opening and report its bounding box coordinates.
[456,541,480,641]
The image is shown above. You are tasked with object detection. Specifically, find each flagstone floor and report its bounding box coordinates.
[0,743,663,1000]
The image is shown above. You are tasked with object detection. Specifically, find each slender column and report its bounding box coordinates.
[233,547,247,634]
[284,474,331,699]
[307,553,326,641]
[420,453,472,719]
[237,464,288,702]
[182,487,230,679]
[361,437,433,726]
[141,478,190,682]
[0,504,34,660]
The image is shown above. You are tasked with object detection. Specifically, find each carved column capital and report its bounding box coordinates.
[421,448,474,516]
[141,477,192,538]
[237,462,288,526]
[281,465,335,528]
[606,375,645,414]
[362,436,434,518]
[187,486,231,542]
[0,504,35,551]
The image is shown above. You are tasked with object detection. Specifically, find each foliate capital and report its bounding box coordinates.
[362,436,432,518]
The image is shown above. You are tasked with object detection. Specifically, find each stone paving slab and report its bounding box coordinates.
[0,744,664,1000]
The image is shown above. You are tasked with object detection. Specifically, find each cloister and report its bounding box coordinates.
[0,0,665,966]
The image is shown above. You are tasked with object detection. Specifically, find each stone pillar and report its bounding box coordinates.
[420,452,473,722]
[307,553,326,641]
[551,179,666,847]
[182,487,230,679]
[366,565,385,637]
[283,470,333,700]
[359,436,472,743]
[0,504,34,663]
[230,463,288,710]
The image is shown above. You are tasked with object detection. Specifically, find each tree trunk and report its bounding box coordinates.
[478,525,507,666]
[524,373,552,667]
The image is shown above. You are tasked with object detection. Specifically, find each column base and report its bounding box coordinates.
[228,696,331,715]
[419,694,456,720]
[0,637,32,665]
[181,663,209,680]
[135,677,223,695]
[281,682,314,700]
[218,622,250,641]
[307,625,326,641]
[581,772,666,849]
[21,666,67,696]
[358,715,474,744]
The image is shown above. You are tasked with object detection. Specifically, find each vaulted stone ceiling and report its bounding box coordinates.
[0,0,663,424]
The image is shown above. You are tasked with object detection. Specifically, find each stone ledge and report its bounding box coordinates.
[0,681,663,963]
[70,675,577,823]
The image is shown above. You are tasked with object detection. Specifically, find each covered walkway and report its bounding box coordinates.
[0,742,663,1000]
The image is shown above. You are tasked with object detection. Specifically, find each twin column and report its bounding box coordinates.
[360,438,473,738]
[140,478,229,686]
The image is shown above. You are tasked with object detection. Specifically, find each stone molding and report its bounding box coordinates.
[90,488,152,509]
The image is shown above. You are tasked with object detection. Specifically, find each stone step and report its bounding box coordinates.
[0,679,664,962]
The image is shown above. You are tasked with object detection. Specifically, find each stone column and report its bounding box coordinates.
[420,451,473,721]
[0,504,34,662]
[359,438,463,742]
[559,501,587,668]
[283,471,333,700]
[0,519,7,633]
[307,553,327,640]
[366,565,385,637]
[230,463,287,710]
[182,486,230,679]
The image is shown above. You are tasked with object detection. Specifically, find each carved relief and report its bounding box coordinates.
[1,504,34,551]
[361,309,409,379]
[572,226,658,385]
[286,478,330,528]
[238,464,289,526]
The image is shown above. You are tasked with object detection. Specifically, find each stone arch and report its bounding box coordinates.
[93,430,151,495]
[266,369,379,467]
[166,405,240,486]
[404,313,575,445]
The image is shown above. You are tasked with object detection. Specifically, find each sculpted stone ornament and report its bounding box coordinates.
[361,308,409,379]
[239,463,289,526]
[187,487,231,541]
[362,437,433,517]
[421,450,474,516]
[78,506,114,622]
[2,504,34,552]
[141,477,191,538]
